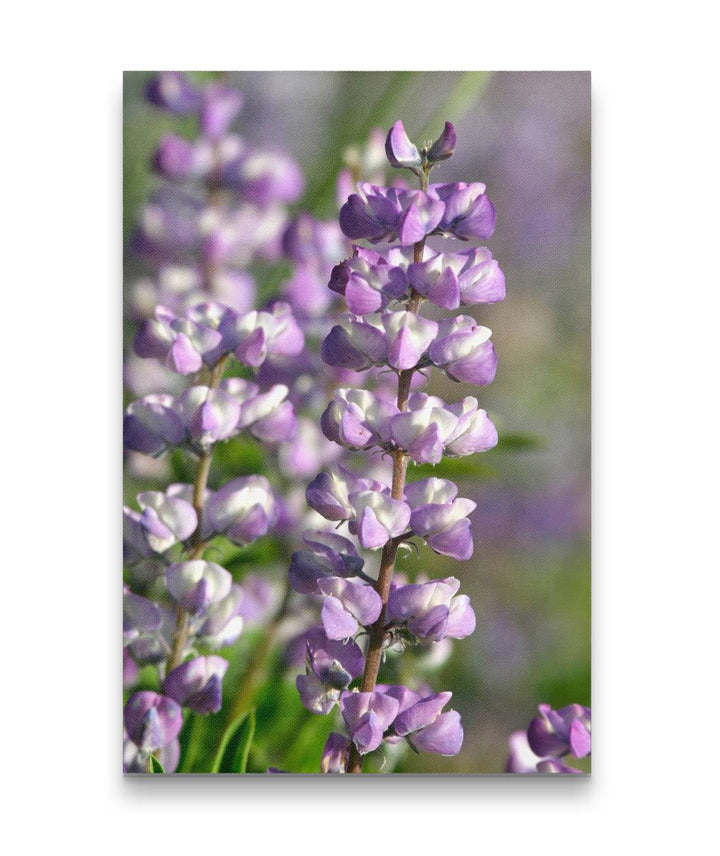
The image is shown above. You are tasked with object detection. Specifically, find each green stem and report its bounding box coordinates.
[165,355,229,674]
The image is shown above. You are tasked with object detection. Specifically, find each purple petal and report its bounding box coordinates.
[411,710,463,756]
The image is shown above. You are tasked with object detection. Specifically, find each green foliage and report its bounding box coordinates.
[149,754,165,774]
[211,709,256,773]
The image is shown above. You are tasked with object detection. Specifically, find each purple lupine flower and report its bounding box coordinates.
[204,475,278,545]
[124,691,183,751]
[134,305,225,373]
[347,490,412,550]
[391,393,497,463]
[321,311,438,373]
[320,732,352,773]
[305,627,365,688]
[389,394,460,464]
[339,184,445,246]
[381,310,439,371]
[124,393,184,456]
[387,577,476,641]
[385,120,422,171]
[321,315,388,371]
[405,477,477,560]
[406,247,505,309]
[123,734,181,774]
[329,247,409,315]
[427,121,457,164]
[433,182,497,240]
[391,690,463,755]
[296,627,365,714]
[200,82,243,140]
[145,72,201,114]
[527,703,592,759]
[153,134,213,182]
[305,466,383,522]
[163,656,229,714]
[195,584,244,650]
[283,213,346,268]
[177,385,241,449]
[444,396,499,456]
[123,588,162,645]
[321,388,398,451]
[222,148,305,204]
[220,302,304,367]
[133,490,198,553]
[339,691,401,755]
[289,530,364,595]
[165,560,232,613]
[126,604,176,666]
[221,378,296,442]
[317,577,382,640]
[429,316,497,386]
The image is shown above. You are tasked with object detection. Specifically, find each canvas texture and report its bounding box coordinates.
[122,71,591,775]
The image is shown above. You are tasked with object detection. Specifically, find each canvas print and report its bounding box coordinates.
[123,71,591,774]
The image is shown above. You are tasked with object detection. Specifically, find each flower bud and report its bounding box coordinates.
[427,122,456,164]
[145,72,201,113]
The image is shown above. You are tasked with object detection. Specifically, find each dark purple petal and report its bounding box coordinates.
[427,122,456,163]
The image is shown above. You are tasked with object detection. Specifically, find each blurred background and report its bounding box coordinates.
[124,70,590,773]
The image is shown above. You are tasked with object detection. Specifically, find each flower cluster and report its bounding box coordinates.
[505,703,592,774]
[290,120,504,773]
[123,73,319,774]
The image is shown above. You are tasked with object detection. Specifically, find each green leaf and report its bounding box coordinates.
[496,432,544,452]
[211,709,256,773]
[148,754,165,774]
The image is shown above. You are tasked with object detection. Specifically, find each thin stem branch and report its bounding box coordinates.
[347,239,426,774]
[165,355,229,675]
